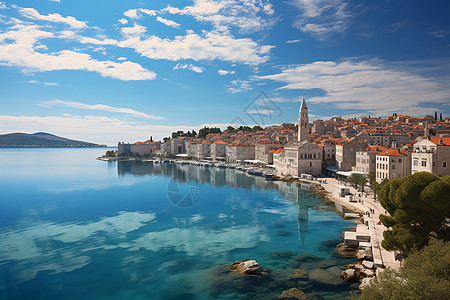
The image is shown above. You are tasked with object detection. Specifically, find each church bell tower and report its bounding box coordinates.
[298,97,309,142]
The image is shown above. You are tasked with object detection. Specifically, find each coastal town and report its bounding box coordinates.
[115,98,450,181]
[107,98,450,292]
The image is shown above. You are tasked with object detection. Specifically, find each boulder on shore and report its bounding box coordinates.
[230,260,262,275]
[277,288,307,300]
[356,248,373,260]
[362,260,374,270]
[341,269,358,282]
[360,269,374,277]
[359,277,373,290]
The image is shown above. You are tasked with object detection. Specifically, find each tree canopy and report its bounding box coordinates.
[378,172,450,252]
[354,239,450,300]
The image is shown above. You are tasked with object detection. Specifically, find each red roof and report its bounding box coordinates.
[377,149,408,157]
[430,137,450,146]
[274,148,285,154]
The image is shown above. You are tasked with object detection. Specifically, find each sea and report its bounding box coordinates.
[0,148,359,300]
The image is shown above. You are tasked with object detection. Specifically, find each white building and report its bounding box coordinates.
[376,149,411,182]
[411,137,450,175]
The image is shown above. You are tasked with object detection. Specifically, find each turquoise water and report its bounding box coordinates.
[0,148,357,300]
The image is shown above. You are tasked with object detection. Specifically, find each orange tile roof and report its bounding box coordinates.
[377,149,408,157]
[274,148,285,154]
[430,137,450,146]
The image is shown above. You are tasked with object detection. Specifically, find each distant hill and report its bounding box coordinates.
[0,132,105,148]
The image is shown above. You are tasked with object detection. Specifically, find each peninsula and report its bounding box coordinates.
[0,132,105,148]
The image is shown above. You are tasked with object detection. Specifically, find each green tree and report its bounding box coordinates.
[378,172,450,252]
[359,176,368,192]
[348,173,360,189]
[368,173,379,199]
[354,239,450,300]
[252,125,263,132]
[105,150,116,157]
[227,126,235,132]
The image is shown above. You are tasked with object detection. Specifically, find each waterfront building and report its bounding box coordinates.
[225,143,255,163]
[210,140,227,160]
[118,141,160,157]
[411,137,450,175]
[354,145,388,175]
[376,149,411,182]
[255,140,281,164]
[274,98,323,177]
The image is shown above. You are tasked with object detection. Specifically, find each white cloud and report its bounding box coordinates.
[156,16,180,28]
[163,0,277,33]
[49,0,61,3]
[117,57,127,61]
[24,80,58,86]
[120,23,147,37]
[18,7,87,29]
[257,58,450,115]
[218,69,235,75]
[118,29,273,64]
[0,1,7,9]
[226,79,252,93]
[286,39,302,43]
[118,18,128,25]
[124,8,157,19]
[291,0,350,39]
[0,24,155,80]
[174,63,204,73]
[40,100,165,120]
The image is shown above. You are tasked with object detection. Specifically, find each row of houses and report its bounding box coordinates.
[118,99,450,180]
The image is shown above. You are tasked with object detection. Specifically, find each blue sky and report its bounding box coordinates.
[0,0,449,145]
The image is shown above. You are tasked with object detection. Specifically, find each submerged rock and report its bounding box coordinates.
[335,243,358,257]
[290,254,323,269]
[318,260,337,269]
[268,251,298,260]
[277,287,307,300]
[309,268,346,287]
[291,270,308,280]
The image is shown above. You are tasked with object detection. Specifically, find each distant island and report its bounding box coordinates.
[0,132,106,148]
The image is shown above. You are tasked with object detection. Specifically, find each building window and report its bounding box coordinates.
[422,161,427,167]
[392,165,396,170]
[398,158,402,163]
[313,153,316,159]
[444,162,447,168]
[413,160,418,166]
[310,162,312,167]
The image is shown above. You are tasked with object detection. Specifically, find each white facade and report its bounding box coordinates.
[376,150,410,182]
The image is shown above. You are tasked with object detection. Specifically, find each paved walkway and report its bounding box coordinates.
[319,177,401,271]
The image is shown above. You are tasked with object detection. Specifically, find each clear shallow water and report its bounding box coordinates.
[0,148,357,300]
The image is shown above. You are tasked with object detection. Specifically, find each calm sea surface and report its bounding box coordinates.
[0,148,358,300]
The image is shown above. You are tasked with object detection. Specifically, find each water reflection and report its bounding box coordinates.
[118,161,324,245]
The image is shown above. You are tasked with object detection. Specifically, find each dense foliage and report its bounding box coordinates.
[198,127,221,138]
[378,172,450,252]
[355,239,450,300]
[105,150,116,157]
